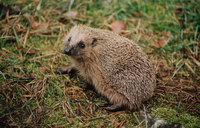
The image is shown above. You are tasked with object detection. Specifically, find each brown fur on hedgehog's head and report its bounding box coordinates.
[63,26,99,60]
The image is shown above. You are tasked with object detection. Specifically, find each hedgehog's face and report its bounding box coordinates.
[63,27,98,60]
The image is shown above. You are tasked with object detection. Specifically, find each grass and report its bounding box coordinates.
[0,0,200,127]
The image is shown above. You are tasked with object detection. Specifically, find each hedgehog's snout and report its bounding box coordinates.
[64,48,72,55]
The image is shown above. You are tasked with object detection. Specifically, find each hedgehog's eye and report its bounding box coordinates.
[78,42,85,49]
[68,37,71,42]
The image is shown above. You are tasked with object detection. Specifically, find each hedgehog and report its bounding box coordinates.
[57,25,156,111]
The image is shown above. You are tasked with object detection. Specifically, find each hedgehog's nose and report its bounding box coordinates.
[64,48,71,55]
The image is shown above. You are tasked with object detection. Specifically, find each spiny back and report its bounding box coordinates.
[69,25,155,107]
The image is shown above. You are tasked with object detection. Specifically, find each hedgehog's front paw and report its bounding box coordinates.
[56,66,76,74]
[56,67,70,74]
[79,82,89,89]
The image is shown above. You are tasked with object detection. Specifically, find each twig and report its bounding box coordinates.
[143,105,148,128]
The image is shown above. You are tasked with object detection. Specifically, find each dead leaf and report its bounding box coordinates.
[132,11,143,17]
[34,22,49,30]
[64,10,78,18]
[174,3,184,15]
[40,67,46,73]
[30,73,36,78]
[31,19,49,30]
[163,31,172,37]
[59,10,78,23]
[13,73,20,78]
[110,20,126,34]
[152,36,169,48]
[156,37,169,48]
[24,14,49,30]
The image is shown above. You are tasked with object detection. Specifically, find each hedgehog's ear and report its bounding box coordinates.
[91,38,97,46]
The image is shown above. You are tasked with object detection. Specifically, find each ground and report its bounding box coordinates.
[0,0,200,128]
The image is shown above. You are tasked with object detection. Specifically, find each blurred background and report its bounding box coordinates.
[0,0,199,127]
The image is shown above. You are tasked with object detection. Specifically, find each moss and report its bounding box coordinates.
[42,108,69,125]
